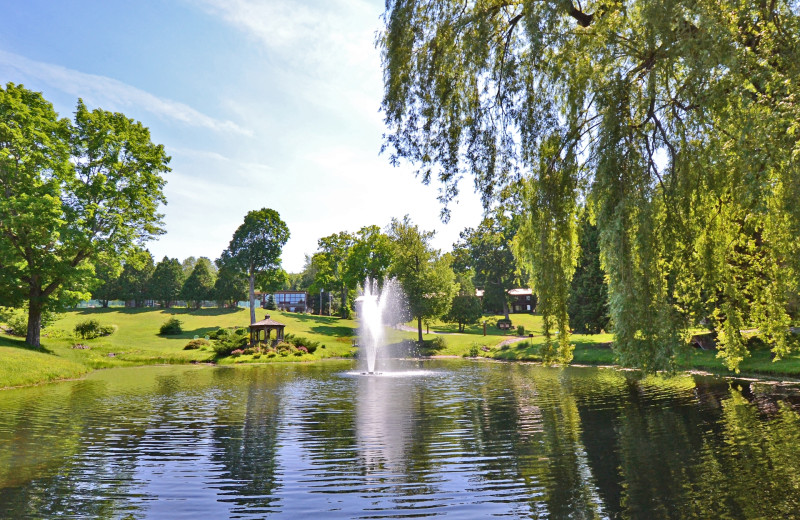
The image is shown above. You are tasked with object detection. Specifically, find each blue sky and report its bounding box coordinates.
[0,0,483,272]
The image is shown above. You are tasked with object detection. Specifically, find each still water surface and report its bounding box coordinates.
[1,360,800,519]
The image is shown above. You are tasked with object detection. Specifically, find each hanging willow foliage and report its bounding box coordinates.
[379,0,800,372]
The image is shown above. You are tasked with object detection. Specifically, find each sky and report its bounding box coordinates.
[0,0,484,273]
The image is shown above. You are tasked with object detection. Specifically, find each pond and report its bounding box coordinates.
[1,360,800,519]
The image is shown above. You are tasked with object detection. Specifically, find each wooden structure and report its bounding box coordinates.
[249,315,286,346]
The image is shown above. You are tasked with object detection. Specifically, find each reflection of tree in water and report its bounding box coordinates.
[677,388,800,519]
[0,378,152,519]
[503,366,609,519]
[208,367,286,515]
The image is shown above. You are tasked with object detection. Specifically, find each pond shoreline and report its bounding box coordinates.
[5,353,800,392]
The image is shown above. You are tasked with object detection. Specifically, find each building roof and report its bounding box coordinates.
[475,288,533,297]
[250,315,286,328]
[507,288,533,296]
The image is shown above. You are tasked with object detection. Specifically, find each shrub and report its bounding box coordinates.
[1,306,60,337]
[159,318,183,335]
[296,345,308,354]
[243,347,255,355]
[516,325,525,336]
[468,344,479,358]
[266,350,277,358]
[230,349,244,357]
[283,333,321,353]
[184,338,209,350]
[207,328,227,340]
[74,319,116,339]
[419,336,446,354]
[212,333,249,356]
[252,352,261,359]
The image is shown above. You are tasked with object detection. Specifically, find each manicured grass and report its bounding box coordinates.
[0,337,90,389]
[3,307,800,388]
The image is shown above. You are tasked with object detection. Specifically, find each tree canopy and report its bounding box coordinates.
[151,257,183,308]
[0,83,168,347]
[380,1,800,371]
[455,214,520,319]
[388,216,456,342]
[224,208,289,324]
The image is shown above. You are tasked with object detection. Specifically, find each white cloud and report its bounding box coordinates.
[189,0,382,126]
[0,50,251,136]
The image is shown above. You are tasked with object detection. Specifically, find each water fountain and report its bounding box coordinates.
[357,278,399,374]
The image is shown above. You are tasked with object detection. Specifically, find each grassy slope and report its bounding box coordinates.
[3,307,800,388]
[0,336,89,389]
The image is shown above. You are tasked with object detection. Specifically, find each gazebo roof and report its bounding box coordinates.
[250,315,286,329]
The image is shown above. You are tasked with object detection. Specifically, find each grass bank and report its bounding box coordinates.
[3,307,800,389]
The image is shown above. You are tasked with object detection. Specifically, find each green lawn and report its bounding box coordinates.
[3,307,800,389]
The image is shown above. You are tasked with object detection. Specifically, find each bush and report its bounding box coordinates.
[1,306,60,337]
[230,349,244,357]
[243,347,256,355]
[212,333,249,356]
[419,336,446,354]
[266,350,277,358]
[159,318,183,335]
[207,328,227,340]
[468,344,479,358]
[284,333,320,353]
[252,352,261,359]
[516,325,525,336]
[74,319,116,339]
[184,338,209,350]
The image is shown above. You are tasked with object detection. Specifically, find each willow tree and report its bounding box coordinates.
[380,1,800,371]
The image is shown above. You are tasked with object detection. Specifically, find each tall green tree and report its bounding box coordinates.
[119,250,155,307]
[344,225,395,290]
[456,214,520,320]
[214,255,247,308]
[312,231,354,318]
[90,257,122,308]
[379,1,800,371]
[568,212,610,334]
[151,257,183,308]
[388,216,456,342]
[0,84,168,347]
[224,208,290,324]
[181,260,215,309]
[443,269,483,332]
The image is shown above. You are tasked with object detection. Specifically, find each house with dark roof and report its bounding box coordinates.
[476,288,536,313]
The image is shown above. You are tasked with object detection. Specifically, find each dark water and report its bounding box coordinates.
[2,360,800,519]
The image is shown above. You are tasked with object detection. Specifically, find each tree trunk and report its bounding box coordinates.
[26,295,43,349]
[417,317,423,343]
[503,298,510,321]
[101,300,109,308]
[249,267,256,324]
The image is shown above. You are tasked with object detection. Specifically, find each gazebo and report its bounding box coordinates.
[249,315,286,346]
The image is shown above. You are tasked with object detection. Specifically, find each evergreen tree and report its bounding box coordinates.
[151,257,184,308]
[214,256,246,308]
[119,250,155,307]
[568,213,610,334]
[91,259,122,308]
[181,260,215,309]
